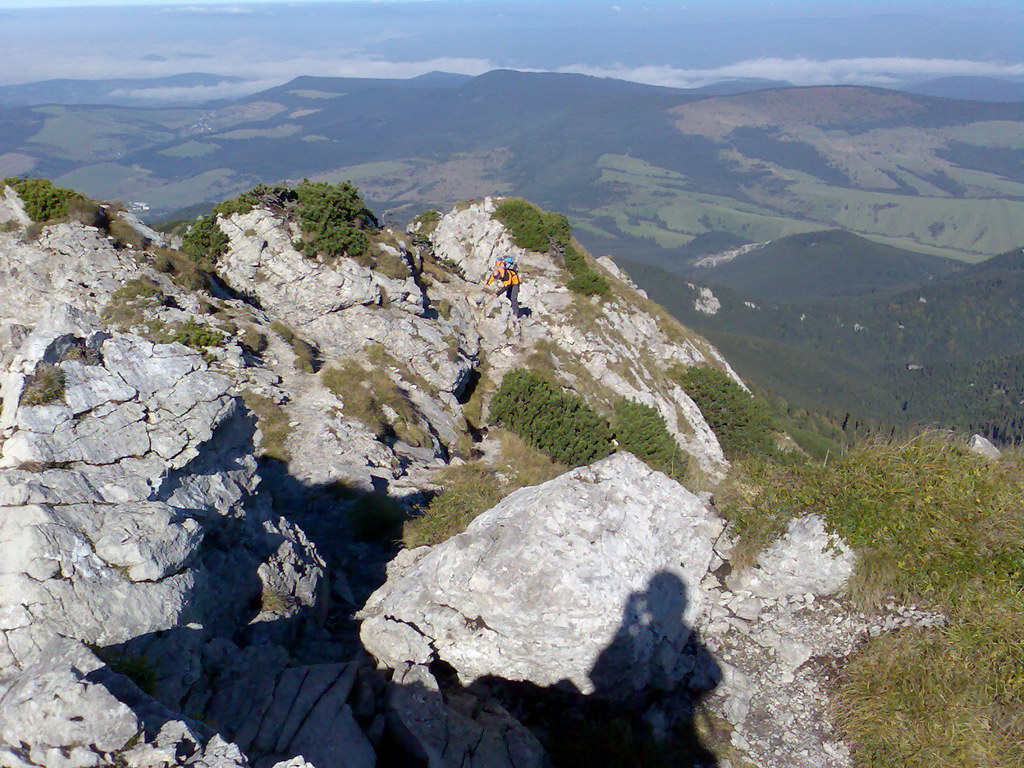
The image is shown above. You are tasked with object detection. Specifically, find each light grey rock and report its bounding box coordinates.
[1,186,33,226]
[386,663,546,768]
[0,638,139,764]
[203,653,374,768]
[115,210,169,249]
[360,453,724,697]
[725,515,854,599]
[968,433,1001,460]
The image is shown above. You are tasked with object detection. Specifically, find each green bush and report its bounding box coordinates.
[295,179,376,260]
[169,319,223,350]
[492,199,607,297]
[181,214,229,264]
[489,368,614,467]
[671,364,775,458]
[612,398,687,480]
[564,244,610,297]
[493,198,570,252]
[4,177,76,222]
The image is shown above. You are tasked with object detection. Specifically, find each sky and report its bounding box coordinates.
[0,0,1020,96]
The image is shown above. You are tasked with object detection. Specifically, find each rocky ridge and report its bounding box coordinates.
[0,186,938,767]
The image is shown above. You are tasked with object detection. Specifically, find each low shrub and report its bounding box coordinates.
[169,319,223,351]
[21,363,66,406]
[670,365,775,459]
[489,368,614,467]
[493,198,570,252]
[295,179,377,261]
[564,244,610,297]
[3,177,76,222]
[612,398,687,480]
[181,214,229,264]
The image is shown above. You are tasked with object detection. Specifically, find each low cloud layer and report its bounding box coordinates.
[560,57,1024,89]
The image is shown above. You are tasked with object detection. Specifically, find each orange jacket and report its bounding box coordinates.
[486,265,521,287]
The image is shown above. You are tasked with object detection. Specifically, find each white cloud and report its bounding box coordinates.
[161,5,262,14]
[559,57,1024,89]
[0,42,493,89]
[108,79,282,102]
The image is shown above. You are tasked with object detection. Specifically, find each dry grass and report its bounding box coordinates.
[100,278,164,329]
[402,429,566,549]
[241,390,291,463]
[21,363,66,406]
[269,320,318,373]
[402,462,504,548]
[321,358,432,448]
[493,428,568,488]
[836,582,1024,767]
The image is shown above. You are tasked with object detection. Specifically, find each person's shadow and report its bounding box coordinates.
[465,571,722,768]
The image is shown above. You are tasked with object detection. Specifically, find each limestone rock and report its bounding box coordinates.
[386,663,546,768]
[968,433,1001,460]
[360,453,724,696]
[725,515,855,599]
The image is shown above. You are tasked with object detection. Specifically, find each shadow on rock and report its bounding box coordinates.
[378,573,722,768]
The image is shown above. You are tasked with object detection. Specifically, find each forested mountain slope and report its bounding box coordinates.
[622,245,1024,442]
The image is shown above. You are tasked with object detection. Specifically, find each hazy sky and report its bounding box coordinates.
[0,0,1020,94]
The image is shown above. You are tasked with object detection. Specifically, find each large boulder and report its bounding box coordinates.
[359,453,724,697]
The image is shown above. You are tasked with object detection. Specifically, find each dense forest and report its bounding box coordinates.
[621,245,1024,445]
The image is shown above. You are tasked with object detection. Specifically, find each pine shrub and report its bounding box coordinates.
[493,199,570,252]
[489,368,614,467]
[3,177,76,222]
[295,180,376,260]
[564,243,610,297]
[671,364,775,458]
[612,398,687,480]
[181,214,229,264]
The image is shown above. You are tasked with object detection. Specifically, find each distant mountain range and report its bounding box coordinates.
[1,70,1021,264]
[0,73,249,108]
[902,76,1024,103]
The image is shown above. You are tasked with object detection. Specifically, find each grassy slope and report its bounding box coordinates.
[724,437,1024,766]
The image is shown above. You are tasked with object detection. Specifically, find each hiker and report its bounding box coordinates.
[484,255,521,318]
